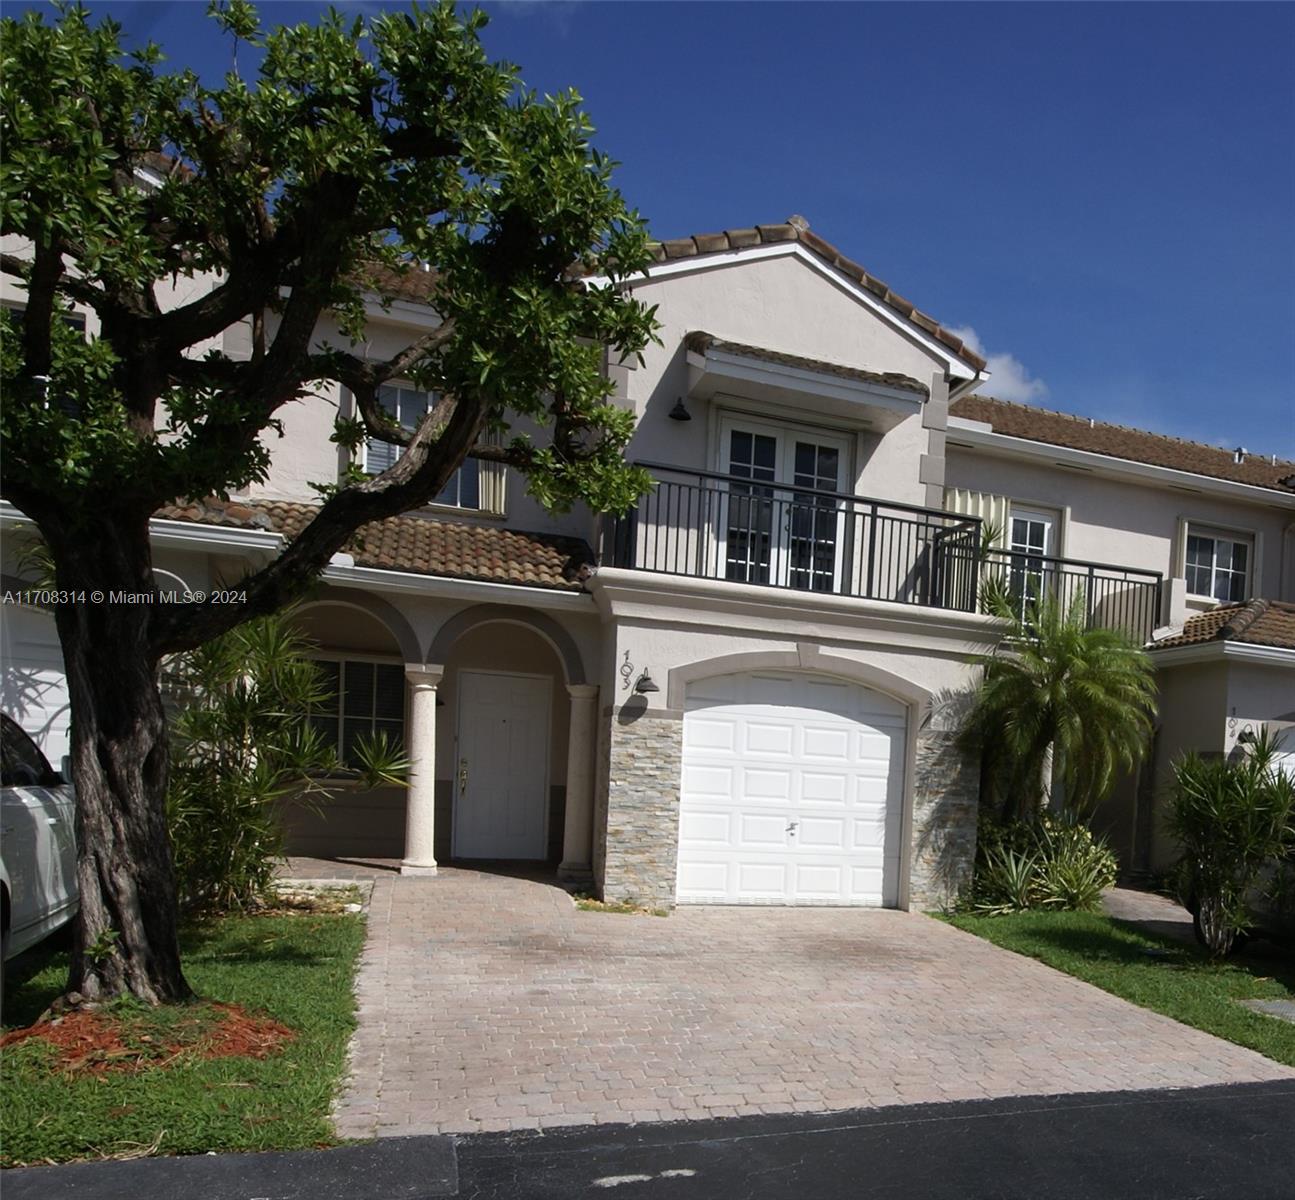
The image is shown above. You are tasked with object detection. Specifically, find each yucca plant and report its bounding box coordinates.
[961,593,1158,823]
[1168,730,1295,958]
[163,610,409,912]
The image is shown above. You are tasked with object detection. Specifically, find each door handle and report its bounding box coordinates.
[786,821,799,835]
[458,758,469,793]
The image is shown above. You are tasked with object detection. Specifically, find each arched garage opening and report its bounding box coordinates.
[677,670,909,906]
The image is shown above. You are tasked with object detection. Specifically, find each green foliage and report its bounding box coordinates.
[1167,730,1295,959]
[960,593,1158,822]
[1,0,658,520]
[0,910,366,1166]
[968,814,1118,915]
[945,909,1295,1069]
[164,610,408,911]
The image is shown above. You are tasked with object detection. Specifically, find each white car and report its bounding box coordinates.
[1,713,78,975]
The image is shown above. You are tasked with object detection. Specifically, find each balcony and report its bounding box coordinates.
[599,464,1164,642]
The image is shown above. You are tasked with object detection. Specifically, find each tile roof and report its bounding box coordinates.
[950,395,1295,495]
[157,499,592,592]
[349,261,440,304]
[650,216,986,372]
[1153,599,1295,650]
[686,332,929,396]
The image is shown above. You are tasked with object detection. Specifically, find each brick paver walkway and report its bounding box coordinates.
[332,870,1294,1137]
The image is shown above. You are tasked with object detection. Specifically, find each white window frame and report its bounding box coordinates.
[715,414,852,593]
[1008,506,1057,559]
[1183,523,1254,604]
[309,654,407,768]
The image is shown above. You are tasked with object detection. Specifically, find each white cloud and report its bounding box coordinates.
[949,326,1048,403]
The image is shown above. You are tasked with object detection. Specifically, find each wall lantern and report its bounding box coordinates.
[634,670,660,694]
[668,397,692,422]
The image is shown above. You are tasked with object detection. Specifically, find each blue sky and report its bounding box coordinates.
[47,1,1295,457]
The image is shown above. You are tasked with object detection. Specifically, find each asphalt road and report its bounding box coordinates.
[454,1082,1295,1200]
[6,1081,1295,1200]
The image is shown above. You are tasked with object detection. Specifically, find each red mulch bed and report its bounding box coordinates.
[0,1002,294,1075]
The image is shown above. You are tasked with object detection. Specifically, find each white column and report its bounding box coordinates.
[558,683,600,879]
[401,665,444,876]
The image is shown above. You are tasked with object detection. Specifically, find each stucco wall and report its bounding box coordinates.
[946,447,1295,607]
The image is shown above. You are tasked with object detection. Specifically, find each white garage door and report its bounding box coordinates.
[0,604,71,763]
[677,671,907,906]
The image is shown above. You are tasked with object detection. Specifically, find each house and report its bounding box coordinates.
[3,216,1293,906]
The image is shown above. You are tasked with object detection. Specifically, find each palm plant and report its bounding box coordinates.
[163,610,409,911]
[961,593,1158,823]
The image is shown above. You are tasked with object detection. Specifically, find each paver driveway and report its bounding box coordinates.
[332,870,1294,1137]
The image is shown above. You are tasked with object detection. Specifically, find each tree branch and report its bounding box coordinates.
[149,390,488,655]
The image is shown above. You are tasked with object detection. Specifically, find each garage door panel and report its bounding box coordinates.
[678,810,732,844]
[792,863,845,898]
[683,762,735,797]
[742,721,794,756]
[738,813,789,847]
[849,864,885,900]
[741,767,793,802]
[802,725,851,760]
[801,771,848,805]
[797,816,846,850]
[678,671,905,907]
[677,860,729,895]
[684,715,738,751]
[736,861,787,898]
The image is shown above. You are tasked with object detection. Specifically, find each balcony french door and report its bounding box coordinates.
[720,420,849,593]
[1008,506,1056,613]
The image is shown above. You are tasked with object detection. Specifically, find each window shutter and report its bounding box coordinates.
[945,488,1009,547]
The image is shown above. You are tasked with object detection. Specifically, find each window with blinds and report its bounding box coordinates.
[362,382,505,515]
[310,660,405,767]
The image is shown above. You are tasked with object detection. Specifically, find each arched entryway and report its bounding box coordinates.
[406,606,599,879]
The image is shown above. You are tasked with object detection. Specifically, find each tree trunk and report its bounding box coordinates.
[48,517,191,1005]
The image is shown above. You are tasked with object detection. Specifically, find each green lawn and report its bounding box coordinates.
[1,910,365,1167]
[946,910,1295,1068]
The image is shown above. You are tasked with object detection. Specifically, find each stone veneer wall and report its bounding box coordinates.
[598,708,684,908]
[908,728,980,909]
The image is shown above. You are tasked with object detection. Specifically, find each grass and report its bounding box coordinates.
[0,908,365,1167]
[574,896,668,917]
[945,909,1295,1068]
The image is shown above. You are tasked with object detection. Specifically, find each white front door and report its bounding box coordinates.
[453,670,551,860]
[677,672,907,906]
[720,419,850,593]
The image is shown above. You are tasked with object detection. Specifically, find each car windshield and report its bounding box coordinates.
[1,714,54,786]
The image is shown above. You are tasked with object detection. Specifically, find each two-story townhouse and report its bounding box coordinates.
[942,396,1295,874]
[4,216,1293,909]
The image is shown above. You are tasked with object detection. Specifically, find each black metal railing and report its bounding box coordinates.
[599,463,1164,641]
[974,547,1164,643]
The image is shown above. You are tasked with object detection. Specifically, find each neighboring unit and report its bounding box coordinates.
[3,216,1293,908]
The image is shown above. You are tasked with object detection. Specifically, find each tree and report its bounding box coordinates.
[1168,730,1295,958]
[959,594,1158,824]
[0,1,656,1004]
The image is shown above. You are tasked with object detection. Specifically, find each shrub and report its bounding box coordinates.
[968,813,1118,915]
[163,611,408,912]
[1167,730,1295,958]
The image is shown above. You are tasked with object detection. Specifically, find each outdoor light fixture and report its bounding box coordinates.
[1236,726,1257,745]
[668,397,692,422]
[634,670,660,694]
